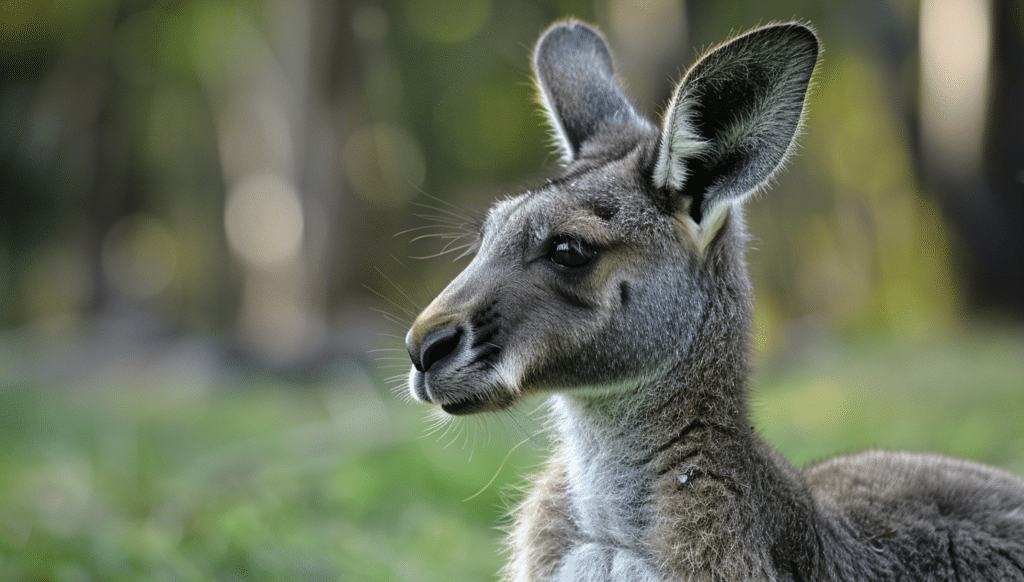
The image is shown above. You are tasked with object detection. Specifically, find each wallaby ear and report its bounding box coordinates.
[653,23,819,228]
[533,21,647,164]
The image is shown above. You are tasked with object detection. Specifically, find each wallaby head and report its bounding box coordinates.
[405,21,819,418]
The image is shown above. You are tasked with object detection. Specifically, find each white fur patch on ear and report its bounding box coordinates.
[674,201,732,254]
[697,199,732,251]
[653,91,708,191]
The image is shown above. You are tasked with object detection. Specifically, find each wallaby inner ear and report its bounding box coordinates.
[653,23,819,227]
[534,21,648,164]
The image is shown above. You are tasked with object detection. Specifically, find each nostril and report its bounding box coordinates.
[420,327,463,372]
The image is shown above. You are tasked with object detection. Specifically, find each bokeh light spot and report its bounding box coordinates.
[224,173,304,269]
[101,214,178,299]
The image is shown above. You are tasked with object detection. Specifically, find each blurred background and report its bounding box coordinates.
[1,0,1022,580]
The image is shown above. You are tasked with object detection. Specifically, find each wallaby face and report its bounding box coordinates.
[403,20,1024,582]
[406,22,817,415]
[407,160,706,414]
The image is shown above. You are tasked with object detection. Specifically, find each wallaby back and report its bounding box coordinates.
[404,20,1024,582]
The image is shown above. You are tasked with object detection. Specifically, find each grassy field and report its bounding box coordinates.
[1,329,1022,581]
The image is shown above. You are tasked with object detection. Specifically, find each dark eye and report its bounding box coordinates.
[547,235,598,269]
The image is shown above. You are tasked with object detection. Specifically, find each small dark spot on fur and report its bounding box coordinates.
[861,529,896,554]
[591,199,619,222]
[619,281,630,306]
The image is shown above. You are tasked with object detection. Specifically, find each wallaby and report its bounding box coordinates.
[403,21,1024,582]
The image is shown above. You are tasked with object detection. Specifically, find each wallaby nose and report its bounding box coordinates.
[409,327,464,373]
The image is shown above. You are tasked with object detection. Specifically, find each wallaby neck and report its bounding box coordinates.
[546,249,826,570]
[548,352,758,545]
[549,366,826,578]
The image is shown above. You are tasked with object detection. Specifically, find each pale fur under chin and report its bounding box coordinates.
[550,393,650,544]
[673,202,733,255]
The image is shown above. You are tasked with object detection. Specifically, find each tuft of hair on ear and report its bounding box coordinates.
[652,85,710,193]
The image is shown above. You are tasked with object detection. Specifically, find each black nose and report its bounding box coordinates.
[410,327,464,373]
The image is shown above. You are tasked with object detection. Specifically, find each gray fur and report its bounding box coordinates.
[404,20,1024,582]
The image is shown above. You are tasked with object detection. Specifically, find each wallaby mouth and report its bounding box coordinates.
[440,394,492,415]
[410,361,512,415]
[438,388,515,416]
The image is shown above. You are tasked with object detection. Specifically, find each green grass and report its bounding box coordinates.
[0,330,1022,581]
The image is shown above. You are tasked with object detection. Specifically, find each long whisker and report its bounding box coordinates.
[370,308,408,327]
[390,254,414,272]
[409,231,468,243]
[373,267,422,314]
[438,233,473,254]
[394,224,457,238]
[463,425,546,502]
[410,242,476,260]
[411,192,481,222]
[364,285,416,319]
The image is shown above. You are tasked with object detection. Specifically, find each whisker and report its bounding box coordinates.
[412,189,470,213]
[454,246,477,262]
[437,234,473,255]
[462,425,547,503]
[376,334,408,342]
[410,244,475,260]
[422,419,447,438]
[374,267,422,313]
[394,224,460,238]
[394,226,438,240]
[446,422,467,450]
[364,288,415,319]
[467,423,481,461]
[390,254,414,272]
[411,196,476,222]
[370,309,409,327]
[409,231,465,243]
[439,416,462,445]
[412,205,469,223]
[364,283,417,319]
[412,213,469,227]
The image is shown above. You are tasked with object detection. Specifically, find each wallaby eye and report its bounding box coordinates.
[547,235,597,269]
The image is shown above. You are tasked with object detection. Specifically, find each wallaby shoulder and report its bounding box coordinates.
[805,451,1024,579]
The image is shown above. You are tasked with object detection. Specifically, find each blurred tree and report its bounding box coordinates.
[919,0,1024,320]
[1,1,233,334]
[1,0,1021,368]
